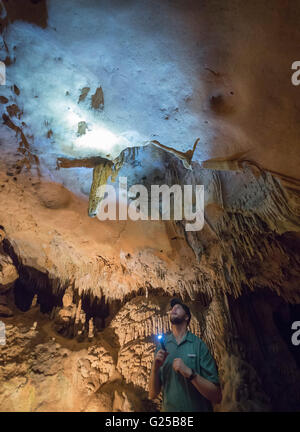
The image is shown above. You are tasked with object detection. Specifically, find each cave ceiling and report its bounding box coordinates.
[0,0,299,413]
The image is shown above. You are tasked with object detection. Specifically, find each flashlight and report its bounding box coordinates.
[157,334,166,351]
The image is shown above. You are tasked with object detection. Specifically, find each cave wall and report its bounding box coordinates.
[0,142,299,411]
[0,0,300,412]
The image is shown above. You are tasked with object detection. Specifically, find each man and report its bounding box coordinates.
[148,298,222,412]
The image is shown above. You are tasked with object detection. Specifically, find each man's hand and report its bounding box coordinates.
[172,358,192,378]
[154,349,169,369]
[173,358,222,404]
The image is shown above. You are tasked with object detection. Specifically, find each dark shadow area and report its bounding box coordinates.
[2,0,48,29]
[13,266,63,313]
[3,238,63,313]
[227,287,300,411]
[80,293,110,331]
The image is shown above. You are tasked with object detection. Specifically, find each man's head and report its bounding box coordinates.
[169,298,191,327]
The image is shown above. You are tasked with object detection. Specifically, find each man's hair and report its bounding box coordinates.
[170,298,191,326]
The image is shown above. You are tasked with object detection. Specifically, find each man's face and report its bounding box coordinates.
[169,303,188,325]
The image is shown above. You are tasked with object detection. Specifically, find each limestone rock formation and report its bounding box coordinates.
[0,0,299,413]
[0,248,18,293]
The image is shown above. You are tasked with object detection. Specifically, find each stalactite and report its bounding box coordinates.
[88,318,94,340]
[75,299,82,325]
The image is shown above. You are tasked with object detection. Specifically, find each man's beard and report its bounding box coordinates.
[170,315,186,325]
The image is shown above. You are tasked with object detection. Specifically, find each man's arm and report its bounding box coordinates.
[148,361,162,400]
[148,349,168,400]
[190,372,222,404]
[172,358,222,404]
[196,340,222,404]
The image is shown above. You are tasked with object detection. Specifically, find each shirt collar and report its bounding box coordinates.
[166,330,193,345]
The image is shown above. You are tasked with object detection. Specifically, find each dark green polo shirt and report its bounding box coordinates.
[154,331,220,412]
